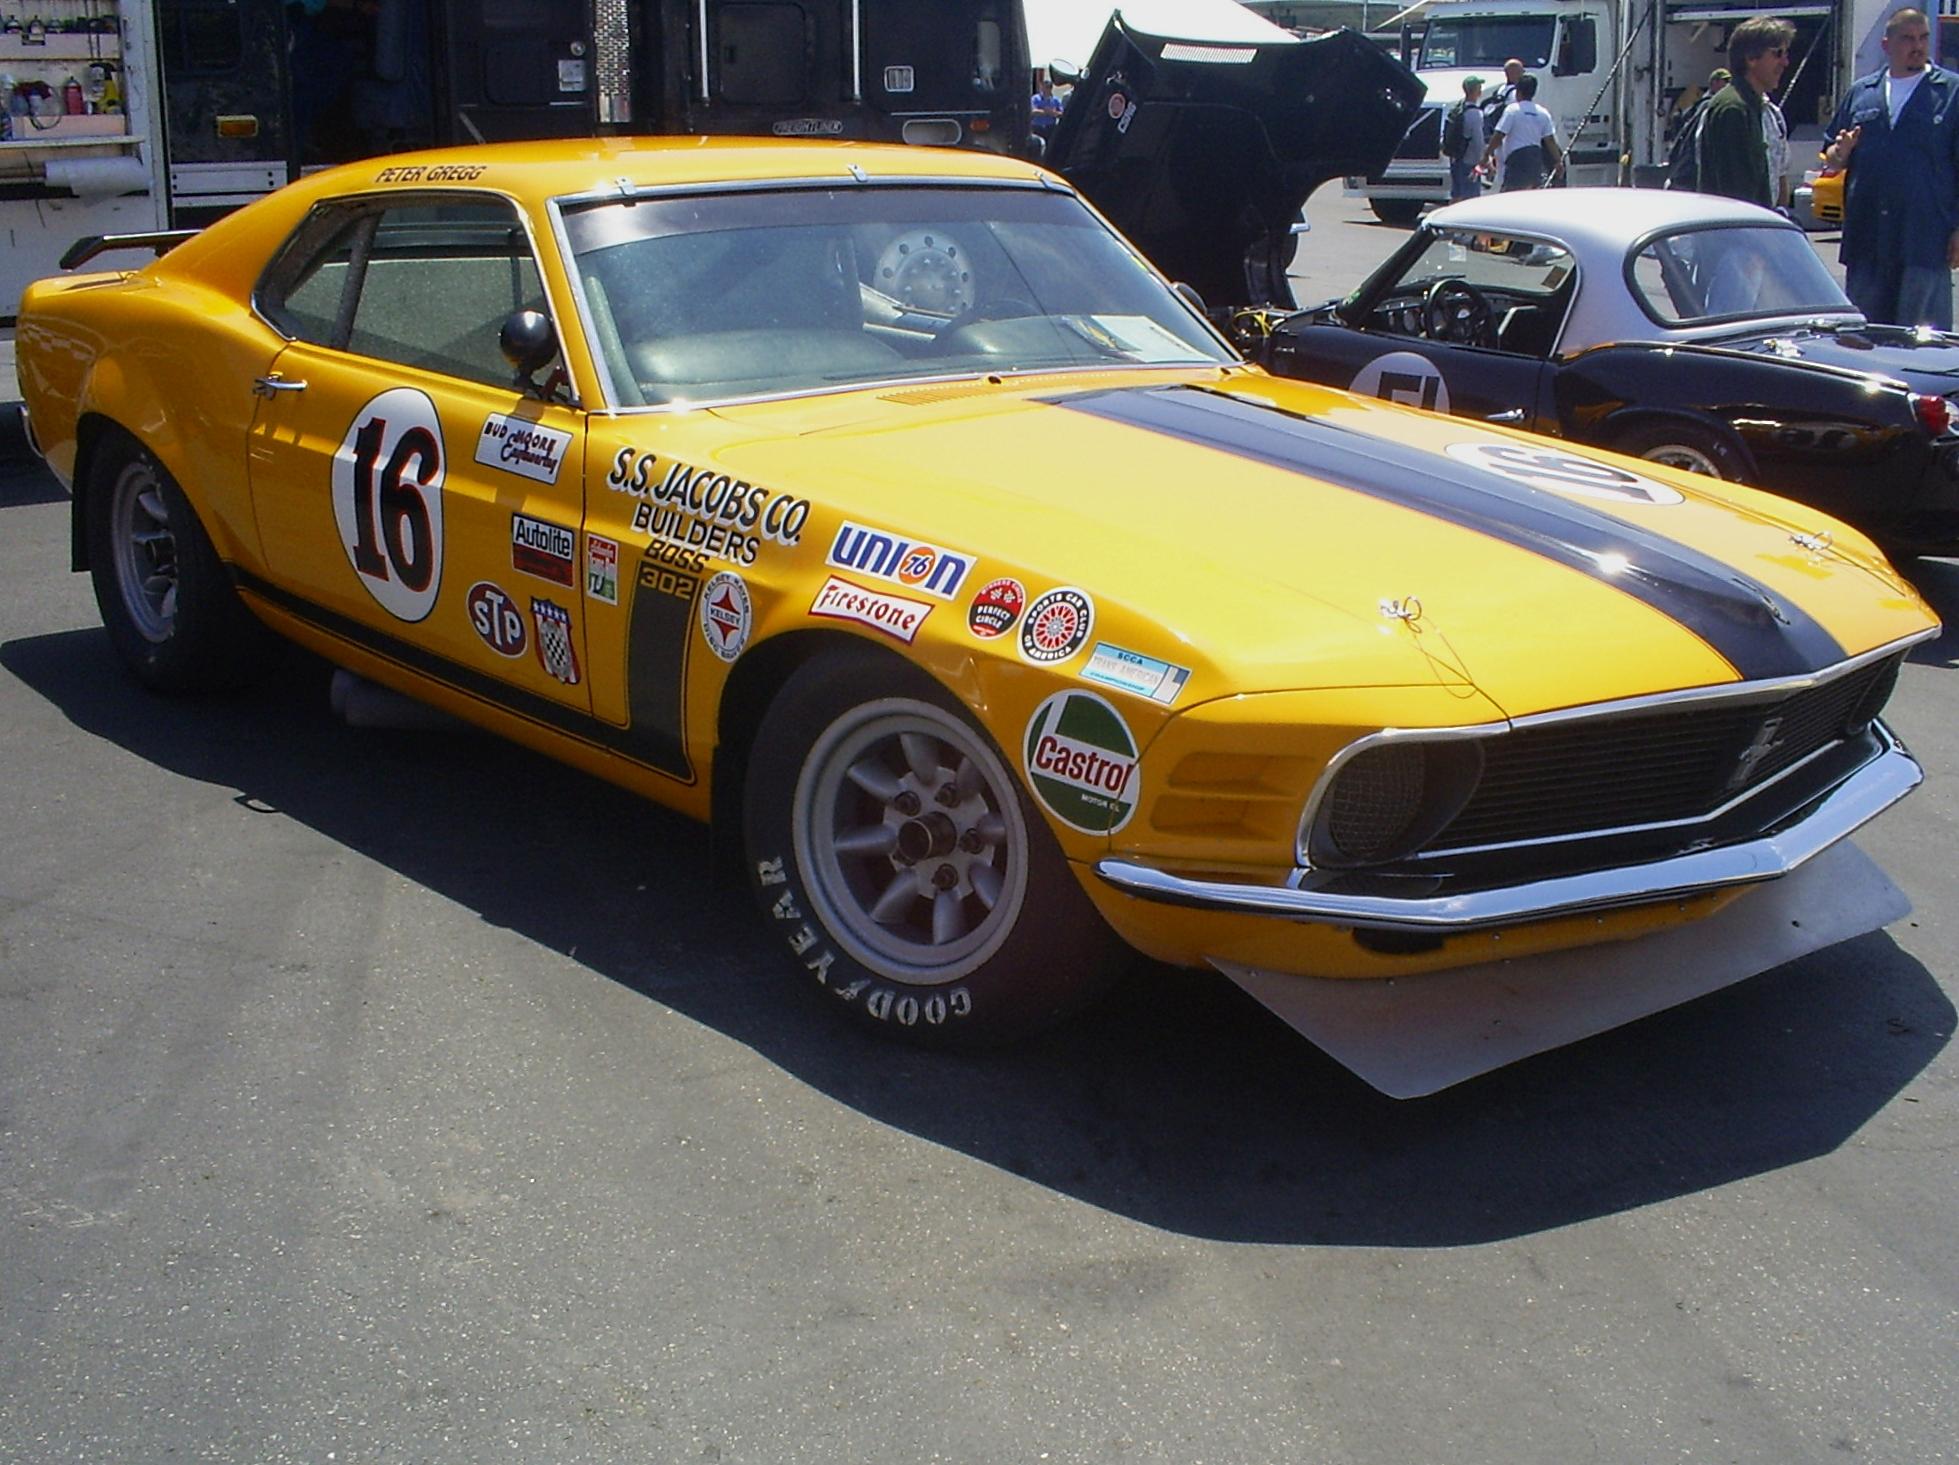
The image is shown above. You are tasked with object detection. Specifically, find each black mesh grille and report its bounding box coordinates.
[1323,743,1426,861]
[1426,655,1902,852]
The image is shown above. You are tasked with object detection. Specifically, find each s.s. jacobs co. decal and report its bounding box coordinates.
[475,413,571,485]
[967,577,1025,640]
[1080,643,1190,705]
[1024,689,1138,834]
[1350,351,1451,414]
[1445,441,1685,506]
[1020,587,1094,664]
[698,570,753,662]
[332,387,445,622]
[466,581,527,658]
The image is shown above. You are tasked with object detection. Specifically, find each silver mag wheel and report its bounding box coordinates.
[1638,441,1724,477]
[791,697,1030,985]
[108,455,180,644]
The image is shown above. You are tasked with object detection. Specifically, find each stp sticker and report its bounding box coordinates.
[586,534,620,605]
[967,577,1025,640]
[1350,352,1452,414]
[466,581,527,658]
[332,387,446,622]
[531,598,581,685]
[1080,643,1190,705]
[808,574,932,644]
[1024,690,1139,834]
[474,413,571,485]
[1446,441,1686,505]
[1020,587,1094,664]
[699,570,753,662]
[511,513,576,585]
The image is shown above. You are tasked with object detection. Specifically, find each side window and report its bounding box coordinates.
[259,195,557,392]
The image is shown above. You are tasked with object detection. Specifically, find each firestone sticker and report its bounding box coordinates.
[808,574,932,644]
[699,571,753,662]
[475,413,571,485]
[1020,587,1094,664]
[1024,689,1138,834]
[1080,643,1190,705]
[968,577,1025,640]
[586,534,620,605]
[1446,441,1685,505]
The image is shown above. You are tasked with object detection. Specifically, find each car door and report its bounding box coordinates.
[1274,317,1552,429]
[245,193,591,713]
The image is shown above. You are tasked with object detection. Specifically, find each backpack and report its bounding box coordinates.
[1665,101,1707,190]
[1443,99,1468,158]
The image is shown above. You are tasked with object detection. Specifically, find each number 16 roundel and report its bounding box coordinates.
[332,387,447,622]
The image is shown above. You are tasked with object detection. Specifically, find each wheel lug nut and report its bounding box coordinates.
[932,863,959,889]
[959,830,984,852]
[935,782,960,806]
[894,791,922,816]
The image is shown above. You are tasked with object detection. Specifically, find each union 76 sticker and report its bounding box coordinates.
[332,387,447,621]
[1446,440,1685,505]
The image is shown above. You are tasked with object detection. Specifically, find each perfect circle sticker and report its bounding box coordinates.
[1023,689,1139,834]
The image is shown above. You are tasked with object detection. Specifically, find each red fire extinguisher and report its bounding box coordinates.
[62,75,84,115]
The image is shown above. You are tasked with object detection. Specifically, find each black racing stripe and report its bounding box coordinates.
[1052,385,1844,680]
[234,568,695,782]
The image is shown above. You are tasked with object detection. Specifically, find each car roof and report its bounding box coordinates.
[1427,187,1796,256]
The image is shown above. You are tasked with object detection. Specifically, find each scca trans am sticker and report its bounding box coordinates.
[699,571,753,662]
[1446,441,1685,506]
[1080,643,1189,705]
[825,520,973,600]
[475,413,571,485]
[1025,690,1138,833]
[466,581,527,658]
[1020,587,1094,664]
[332,387,445,622]
[1351,352,1451,414]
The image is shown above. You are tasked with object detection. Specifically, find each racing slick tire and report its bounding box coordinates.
[1610,420,1748,481]
[86,431,271,692]
[1369,198,1425,228]
[743,649,1126,1046]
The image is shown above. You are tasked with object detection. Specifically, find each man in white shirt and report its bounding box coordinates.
[1479,73,1563,190]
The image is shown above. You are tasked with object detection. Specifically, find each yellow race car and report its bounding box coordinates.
[15,138,1939,1089]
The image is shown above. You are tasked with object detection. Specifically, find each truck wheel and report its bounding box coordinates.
[1369,199,1425,227]
[1610,421,1748,481]
[86,432,270,692]
[743,650,1125,1046]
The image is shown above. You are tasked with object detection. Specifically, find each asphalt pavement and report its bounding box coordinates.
[2,190,1954,1465]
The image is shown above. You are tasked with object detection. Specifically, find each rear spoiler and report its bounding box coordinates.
[58,230,200,271]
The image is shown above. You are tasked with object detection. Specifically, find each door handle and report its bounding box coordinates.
[1484,407,1526,423]
[253,375,308,397]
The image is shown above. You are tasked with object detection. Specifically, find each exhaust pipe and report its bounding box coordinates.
[328,669,464,732]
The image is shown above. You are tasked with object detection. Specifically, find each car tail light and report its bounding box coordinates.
[1910,392,1953,436]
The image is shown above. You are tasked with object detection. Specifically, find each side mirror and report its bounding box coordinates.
[1049,57,1081,87]
[500,308,557,377]
[1172,281,1208,315]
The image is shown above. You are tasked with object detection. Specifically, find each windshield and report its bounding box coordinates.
[561,186,1232,406]
[1420,17,1555,69]
[1629,225,1853,325]
[1379,227,1575,300]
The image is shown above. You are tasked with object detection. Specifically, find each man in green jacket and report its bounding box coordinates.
[1699,15,1795,206]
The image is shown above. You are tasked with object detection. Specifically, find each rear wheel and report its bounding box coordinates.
[86,432,270,691]
[743,651,1125,1045]
[1610,421,1747,481]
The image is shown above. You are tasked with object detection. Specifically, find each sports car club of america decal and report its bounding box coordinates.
[333,387,446,621]
[1024,689,1138,833]
[1020,587,1094,664]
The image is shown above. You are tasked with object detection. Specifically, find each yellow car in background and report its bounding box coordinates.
[14,139,1938,1086]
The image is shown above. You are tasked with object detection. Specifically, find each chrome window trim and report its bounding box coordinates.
[1292,627,1934,866]
[550,174,1053,211]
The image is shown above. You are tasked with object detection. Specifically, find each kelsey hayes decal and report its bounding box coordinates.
[808,574,932,644]
[699,570,753,662]
[1446,441,1685,506]
[605,449,809,566]
[825,520,974,600]
[511,513,576,586]
[1020,587,1094,664]
[476,413,571,484]
[1080,642,1190,705]
[1024,689,1139,834]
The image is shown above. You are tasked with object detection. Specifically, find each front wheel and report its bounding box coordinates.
[743,651,1125,1045]
[1609,421,1747,481]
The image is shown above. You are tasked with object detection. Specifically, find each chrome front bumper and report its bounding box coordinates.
[1094,723,1921,933]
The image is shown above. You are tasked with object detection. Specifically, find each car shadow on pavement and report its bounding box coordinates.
[3,626,1949,1248]
[1903,554,1959,667]
[0,455,67,508]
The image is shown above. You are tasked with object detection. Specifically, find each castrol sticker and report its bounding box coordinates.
[1024,689,1139,834]
[808,574,932,644]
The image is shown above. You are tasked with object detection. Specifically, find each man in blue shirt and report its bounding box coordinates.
[1822,7,1959,328]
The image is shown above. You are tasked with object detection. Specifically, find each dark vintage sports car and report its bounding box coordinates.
[1263,189,1959,552]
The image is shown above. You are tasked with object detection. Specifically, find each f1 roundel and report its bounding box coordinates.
[332,387,447,621]
[1350,351,1452,415]
[1445,440,1686,506]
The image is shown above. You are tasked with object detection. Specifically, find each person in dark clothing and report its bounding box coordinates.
[1697,15,1793,206]
[1822,8,1959,328]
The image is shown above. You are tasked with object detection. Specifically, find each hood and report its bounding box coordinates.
[711,372,1931,718]
[1706,319,1959,385]
[1045,21,1423,311]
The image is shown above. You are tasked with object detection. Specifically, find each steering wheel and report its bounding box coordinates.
[1423,278,1495,346]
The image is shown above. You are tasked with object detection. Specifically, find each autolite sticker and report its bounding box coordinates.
[1080,643,1190,705]
[475,413,571,485]
[511,512,576,585]
[808,574,932,644]
[1024,689,1138,834]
